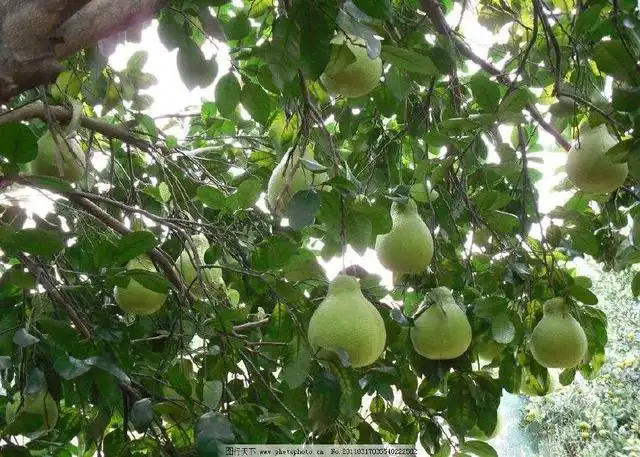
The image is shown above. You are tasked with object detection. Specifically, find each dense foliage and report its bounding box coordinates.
[1,0,640,456]
[524,267,640,457]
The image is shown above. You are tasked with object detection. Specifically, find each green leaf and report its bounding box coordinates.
[84,357,131,384]
[353,0,392,19]
[285,190,322,230]
[605,138,638,163]
[177,39,217,90]
[10,228,64,259]
[252,236,299,271]
[469,73,501,113]
[233,179,261,209]
[130,398,154,432]
[499,352,521,394]
[309,372,341,432]
[0,122,38,164]
[592,40,640,85]
[117,269,170,294]
[280,340,312,389]
[54,356,91,380]
[484,210,520,233]
[203,380,223,409]
[266,18,301,90]
[632,272,640,297]
[446,373,476,435]
[157,13,185,51]
[13,328,39,348]
[114,231,159,265]
[293,0,338,79]
[559,367,576,385]
[499,88,532,115]
[215,73,242,118]
[491,313,515,344]
[197,186,227,210]
[474,296,508,318]
[2,267,35,289]
[222,12,252,41]
[241,82,272,125]
[300,158,328,173]
[381,46,440,75]
[196,412,235,457]
[570,284,599,305]
[3,412,44,436]
[462,440,498,457]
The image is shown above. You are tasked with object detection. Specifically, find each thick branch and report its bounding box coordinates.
[53,0,167,59]
[0,102,152,150]
[0,0,166,102]
[66,194,188,296]
[419,0,572,151]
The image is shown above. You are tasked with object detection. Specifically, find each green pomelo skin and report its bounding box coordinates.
[6,391,58,432]
[266,147,327,215]
[530,297,588,368]
[307,275,386,368]
[375,199,434,274]
[320,35,382,99]
[176,234,224,299]
[114,256,167,315]
[565,123,627,194]
[410,287,472,360]
[29,130,86,182]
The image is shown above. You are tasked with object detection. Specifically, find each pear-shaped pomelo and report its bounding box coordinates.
[375,199,434,274]
[175,234,224,299]
[29,130,86,182]
[410,287,472,360]
[565,123,627,194]
[530,298,588,368]
[266,146,327,215]
[114,256,167,315]
[307,275,386,368]
[320,34,382,99]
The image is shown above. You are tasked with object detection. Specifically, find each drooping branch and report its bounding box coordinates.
[0,102,153,150]
[17,252,93,339]
[419,0,572,151]
[0,0,167,102]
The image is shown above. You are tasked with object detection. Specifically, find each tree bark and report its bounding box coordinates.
[0,0,167,103]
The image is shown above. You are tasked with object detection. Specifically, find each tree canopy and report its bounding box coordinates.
[1,0,639,456]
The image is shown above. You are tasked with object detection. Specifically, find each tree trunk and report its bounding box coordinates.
[0,0,167,103]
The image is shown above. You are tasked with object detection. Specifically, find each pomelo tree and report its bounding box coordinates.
[0,0,639,455]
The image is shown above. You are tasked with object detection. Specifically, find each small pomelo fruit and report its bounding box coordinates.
[266,146,327,215]
[114,256,167,315]
[307,275,386,368]
[410,287,472,360]
[29,130,86,182]
[375,199,434,274]
[176,234,224,299]
[530,297,588,368]
[565,123,627,194]
[320,34,382,99]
